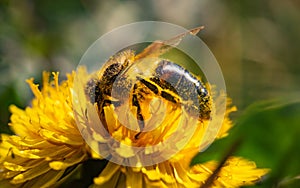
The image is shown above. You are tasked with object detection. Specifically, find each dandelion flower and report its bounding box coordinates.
[0,72,89,187]
[0,69,269,188]
[86,93,269,188]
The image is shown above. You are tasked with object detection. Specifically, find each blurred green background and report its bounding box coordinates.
[1,0,300,187]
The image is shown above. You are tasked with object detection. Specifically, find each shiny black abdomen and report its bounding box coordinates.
[153,60,211,119]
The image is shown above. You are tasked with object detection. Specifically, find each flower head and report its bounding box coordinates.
[88,97,269,188]
[0,69,269,188]
[0,72,89,187]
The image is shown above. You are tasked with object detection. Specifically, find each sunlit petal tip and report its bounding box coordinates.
[0,71,89,187]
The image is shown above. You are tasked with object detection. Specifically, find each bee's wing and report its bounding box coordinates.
[135,26,204,60]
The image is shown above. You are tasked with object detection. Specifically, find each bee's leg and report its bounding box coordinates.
[103,99,122,107]
[132,83,145,139]
[139,78,159,94]
[98,101,109,131]
[98,97,122,132]
[140,77,179,104]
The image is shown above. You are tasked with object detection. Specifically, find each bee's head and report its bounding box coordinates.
[99,50,135,84]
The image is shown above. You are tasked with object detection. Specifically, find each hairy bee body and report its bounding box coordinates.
[85,51,135,129]
[85,27,211,133]
[85,49,211,132]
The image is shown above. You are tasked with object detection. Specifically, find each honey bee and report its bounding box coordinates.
[85,26,211,137]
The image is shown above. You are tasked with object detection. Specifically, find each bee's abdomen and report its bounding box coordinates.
[154,60,211,119]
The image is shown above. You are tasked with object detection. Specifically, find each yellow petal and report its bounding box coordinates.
[11,162,51,184]
[49,151,86,170]
[94,162,121,185]
[142,166,160,181]
[38,129,83,146]
[190,157,269,187]
[3,159,44,172]
[22,169,65,188]
[126,168,143,188]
